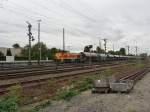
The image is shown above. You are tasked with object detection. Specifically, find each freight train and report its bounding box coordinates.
[55,52,142,63]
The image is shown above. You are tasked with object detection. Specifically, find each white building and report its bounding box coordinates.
[0,47,22,56]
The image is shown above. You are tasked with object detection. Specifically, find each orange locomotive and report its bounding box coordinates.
[55,52,81,62]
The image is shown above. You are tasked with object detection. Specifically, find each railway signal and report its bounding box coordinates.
[26,21,34,65]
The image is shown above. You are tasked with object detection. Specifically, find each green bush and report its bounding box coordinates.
[15,56,28,61]
[74,77,94,92]
[0,56,6,61]
[0,85,22,112]
[56,88,78,101]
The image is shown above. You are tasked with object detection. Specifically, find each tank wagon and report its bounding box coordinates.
[55,52,142,63]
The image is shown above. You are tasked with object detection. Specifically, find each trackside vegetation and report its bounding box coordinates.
[0,85,22,112]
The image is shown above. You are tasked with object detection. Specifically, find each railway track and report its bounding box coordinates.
[0,62,134,95]
[93,68,149,93]
[0,62,121,80]
[119,68,149,82]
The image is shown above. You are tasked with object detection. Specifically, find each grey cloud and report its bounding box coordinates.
[0,0,150,54]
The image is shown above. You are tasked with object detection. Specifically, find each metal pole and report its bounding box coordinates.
[63,28,65,51]
[38,20,41,64]
[26,21,34,65]
[29,36,31,64]
[113,44,114,52]
[135,46,137,56]
[26,22,32,65]
[127,46,129,55]
[99,39,101,49]
[103,39,107,54]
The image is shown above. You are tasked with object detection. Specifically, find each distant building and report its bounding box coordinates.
[0,47,22,56]
[0,47,7,56]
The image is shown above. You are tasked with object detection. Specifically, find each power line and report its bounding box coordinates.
[1,0,95,38]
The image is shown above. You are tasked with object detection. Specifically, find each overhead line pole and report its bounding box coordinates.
[99,38,101,49]
[103,38,107,54]
[63,28,65,52]
[126,45,130,55]
[135,46,138,56]
[38,19,42,64]
[113,44,114,52]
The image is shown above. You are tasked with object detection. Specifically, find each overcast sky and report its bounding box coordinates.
[0,0,150,54]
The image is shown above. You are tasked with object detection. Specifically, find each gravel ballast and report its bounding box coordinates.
[40,72,150,112]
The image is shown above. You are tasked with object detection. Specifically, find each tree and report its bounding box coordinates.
[0,51,4,56]
[47,48,60,59]
[84,46,90,52]
[108,50,116,55]
[21,42,48,60]
[7,48,12,56]
[115,51,120,55]
[31,42,48,60]
[84,45,93,52]
[96,47,105,53]
[12,43,20,48]
[119,48,126,55]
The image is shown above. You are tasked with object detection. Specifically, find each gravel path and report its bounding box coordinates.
[40,72,150,112]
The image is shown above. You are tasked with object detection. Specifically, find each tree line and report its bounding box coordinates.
[0,43,148,61]
[0,43,61,60]
[21,42,61,60]
[84,45,126,55]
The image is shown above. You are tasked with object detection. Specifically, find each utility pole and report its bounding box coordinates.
[63,28,65,52]
[103,38,107,54]
[26,21,34,65]
[37,19,41,64]
[135,46,138,56]
[126,45,130,55]
[99,39,101,49]
[113,44,114,52]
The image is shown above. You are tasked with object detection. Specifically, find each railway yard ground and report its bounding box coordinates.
[38,72,150,112]
[0,60,149,112]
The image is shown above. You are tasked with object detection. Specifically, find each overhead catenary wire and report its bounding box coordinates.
[0,0,105,51]
[1,2,93,37]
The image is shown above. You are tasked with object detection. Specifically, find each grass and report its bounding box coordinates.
[0,85,22,112]
[135,63,145,69]
[73,76,95,92]
[56,76,96,101]
[56,88,78,101]
[128,107,137,112]
[28,100,52,112]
